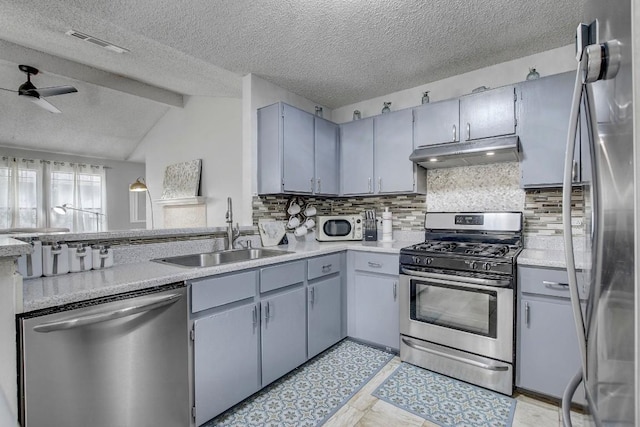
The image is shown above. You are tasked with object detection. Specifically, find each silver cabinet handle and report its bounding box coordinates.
[368,177,372,193]
[310,178,314,192]
[572,161,578,181]
[321,264,332,273]
[265,301,271,321]
[466,123,471,140]
[393,281,397,300]
[368,261,382,268]
[33,293,183,333]
[253,305,258,327]
[317,178,321,193]
[310,287,315,305]
[525,301,530,327]
[543,280,570,289]
[26,253,33,276]
[378,177,382,193]
[452,124,457,141]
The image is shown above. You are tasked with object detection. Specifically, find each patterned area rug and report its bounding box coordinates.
[207,339,394,427]
[372,363,517,427]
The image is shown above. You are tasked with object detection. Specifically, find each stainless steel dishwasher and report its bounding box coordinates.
[18,284,190,427]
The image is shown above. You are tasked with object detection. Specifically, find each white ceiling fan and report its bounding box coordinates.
[0,64,78,113]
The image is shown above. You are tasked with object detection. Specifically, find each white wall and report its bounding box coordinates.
[332,45,578,123]
[0,146,145,231]
[130,96,243,228]
[241,74,332,225]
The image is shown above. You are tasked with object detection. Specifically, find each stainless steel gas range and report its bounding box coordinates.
[399,212,522,395]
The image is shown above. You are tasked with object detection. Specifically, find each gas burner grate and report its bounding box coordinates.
[413,241,458,252]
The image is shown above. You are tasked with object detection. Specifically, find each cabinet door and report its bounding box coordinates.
[353,273,399,351]
[340,118,374,195]
[374,109,415,193]
[517,297,585,404]
[314,118,340,195]
[460,86,516,141]
[519,72,575,187]
[261,287,307,386]
[413,99,460,146]
[283,104,315,193]
[194,304,260,425]
[308,276,342,358]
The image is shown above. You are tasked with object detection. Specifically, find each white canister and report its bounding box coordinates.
[42,243,70,276]
[69,244,93,272]
[92,245,114,269]
[17,238,43,279]
[381,208,393,242]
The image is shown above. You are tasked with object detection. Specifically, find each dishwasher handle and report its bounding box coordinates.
[33,292,183,333]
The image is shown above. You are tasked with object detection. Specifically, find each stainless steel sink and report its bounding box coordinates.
[153,248,291,268]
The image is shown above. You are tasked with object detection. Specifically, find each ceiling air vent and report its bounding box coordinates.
[65,30,130,54]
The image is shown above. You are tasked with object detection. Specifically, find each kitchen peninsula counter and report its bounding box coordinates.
[21,239,420,313]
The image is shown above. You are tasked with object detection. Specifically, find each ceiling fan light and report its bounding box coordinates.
[53,204,68,215]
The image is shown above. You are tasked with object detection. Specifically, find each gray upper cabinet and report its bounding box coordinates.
[282,104,315,193]
[340,118,375,195]
[261,287,307,386]
[459,86,516,141]
[374,109,418,193]
[258,102,337,195]
[413,98,460,147]
[314,117,340,195]
[519,72,577,187]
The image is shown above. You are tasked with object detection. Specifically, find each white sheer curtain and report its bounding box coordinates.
[47,162,107,232]
[0,156,45,229]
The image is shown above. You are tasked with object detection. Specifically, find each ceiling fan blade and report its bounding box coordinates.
[24,95,62,113]
[35,86,78,97]
[0,87,18,93]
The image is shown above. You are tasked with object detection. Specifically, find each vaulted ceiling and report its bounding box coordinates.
[0,0,585,160]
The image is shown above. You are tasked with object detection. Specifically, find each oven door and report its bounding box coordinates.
[399,268,513,362]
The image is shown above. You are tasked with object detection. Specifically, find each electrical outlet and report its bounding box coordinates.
[571,217,584,226]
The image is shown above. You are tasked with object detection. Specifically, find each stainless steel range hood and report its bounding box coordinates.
[409,135,520,169]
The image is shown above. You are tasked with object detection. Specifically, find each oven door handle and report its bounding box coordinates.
[402,338,509,372]
[400,267,511,288]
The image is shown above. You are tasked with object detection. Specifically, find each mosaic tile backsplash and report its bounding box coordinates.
[252,163,586,236]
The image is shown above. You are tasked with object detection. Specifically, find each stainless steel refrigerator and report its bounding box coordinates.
[561,1,637,426]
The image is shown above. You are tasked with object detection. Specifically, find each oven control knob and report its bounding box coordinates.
[412,256,421,264]
[469,261,477,269]
[426,257,433,265]
[483,263,492,271]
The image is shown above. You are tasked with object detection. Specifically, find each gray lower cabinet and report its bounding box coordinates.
[350,252,400,351]
[261,287,307,386]
[193,304,260,426]
[516,266,586,405]
[308,275,342,358]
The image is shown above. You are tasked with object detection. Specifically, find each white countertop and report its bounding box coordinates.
[22,239,420,313]
[0,237,31,258]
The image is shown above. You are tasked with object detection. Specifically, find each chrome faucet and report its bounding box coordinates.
[225,197,240,249]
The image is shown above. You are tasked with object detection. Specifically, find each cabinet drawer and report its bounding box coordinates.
[353,252,399,276]
[518,266,588,300]
[308,253,342,280]
[260,260,306,293]
[191,270,257,313]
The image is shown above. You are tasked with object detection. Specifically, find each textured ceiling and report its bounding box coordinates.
[0,0,585,159]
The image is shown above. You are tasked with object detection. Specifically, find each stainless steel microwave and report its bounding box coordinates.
[316,215,363,241]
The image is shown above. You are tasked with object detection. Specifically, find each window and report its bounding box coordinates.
[0,157,106,232]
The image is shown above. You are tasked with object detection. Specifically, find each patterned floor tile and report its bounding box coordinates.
[206,340,394,427]
[372,363,517,427]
